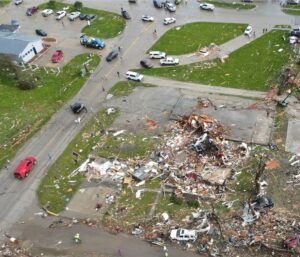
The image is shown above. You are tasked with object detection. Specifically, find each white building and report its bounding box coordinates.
[0,33,43,63]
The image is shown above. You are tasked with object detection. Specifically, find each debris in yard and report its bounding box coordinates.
[106,107,115,115]
[265,159,280,170]
[144,116,157,130]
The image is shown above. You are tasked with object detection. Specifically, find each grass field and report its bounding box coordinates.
[149,22,247,55]
[205,0,255,9]
[108,81,155,97]
[39,1,125,38]
[0,0,10,7]
[0,54,100,168]
[139,30,293,91]
[281,8,300,15]
[37,108,119,213]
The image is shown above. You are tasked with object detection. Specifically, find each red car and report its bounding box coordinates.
[51,50,64,63]
[14,156,36,179]
[26,6,38,16]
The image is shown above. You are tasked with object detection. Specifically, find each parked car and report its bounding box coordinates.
[160,57,179,65]
[85,14,96,20]
[55,10,66,20]
[129,0,137,3]
[35,29,47,36]
[289,36,299,44]
[106,50,119,62]
[166,2,176,11]
[14,156,36,179]
[51,50,64,63]
[199,3,215,10]
[141,15,154,22]
[26,7,38,16]
[170,229,197,242]
[126,71,143,81]
[241,0,253,2]
[153,0,164,8]
[79,13,87,20]
[244,25,252,35]
[42,9,53,17]
[163,17,176,25]
[68,11,81,21]
[175,0,182,5]
[14,0,23,5]
[149,51,166,59]
[121,8,131,19]
[70,102,87,114]
[80,34,105,49]
[140,59,153,68]
[290,28,300,37]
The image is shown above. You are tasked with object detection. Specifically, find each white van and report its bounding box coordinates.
[126,71,144,81]
[149,51,166,59]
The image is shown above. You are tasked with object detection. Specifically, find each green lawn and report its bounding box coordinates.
[281,3,300,15]
[97,132,158,160]
[112,189,157,224]
[138,30,294,91]
[0,54,100,168]
[108,81,154,97]
[37,108,120,213]
[281,8,300,15]
[38,1,125,38]
[274,24,292,29]
[205,0,255,9]
[282,3,300,9]
[149,22,247,55]
[0,0,10,7]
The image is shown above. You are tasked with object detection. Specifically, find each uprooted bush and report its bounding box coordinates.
[17,73,38,90]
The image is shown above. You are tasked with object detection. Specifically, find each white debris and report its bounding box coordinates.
[88,161,112,175]
[106,107,115,115]
[113,130,126,137]
[136,189,144,199]
[106,94,113,100]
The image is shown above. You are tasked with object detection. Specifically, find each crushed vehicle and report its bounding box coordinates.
[80,34,105,49]
[170,228,197,242]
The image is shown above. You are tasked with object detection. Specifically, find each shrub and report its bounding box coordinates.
[74,1,83,10]
[17,73,37,90]
[48,0,56,9]
[170,193,183,205]
[187,200,200,208]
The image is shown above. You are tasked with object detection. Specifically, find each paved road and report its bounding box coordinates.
[0,0,294,250]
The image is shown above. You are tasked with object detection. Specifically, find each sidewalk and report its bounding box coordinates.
[143,75,266,99]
